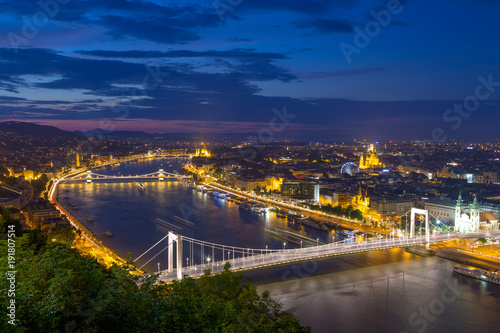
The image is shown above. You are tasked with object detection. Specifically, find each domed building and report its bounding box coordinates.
[195,144,211,157]
[359,144,384,170]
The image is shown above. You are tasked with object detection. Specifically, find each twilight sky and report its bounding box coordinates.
[1,0,500,140]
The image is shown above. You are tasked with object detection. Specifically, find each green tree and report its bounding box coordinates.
[27,229,47,253]
[351,209,364,221]
[0,207,23,237]
[50,226,76,244]
[345,205,354,218]
[31,173,50,197]
[0,238,310,333]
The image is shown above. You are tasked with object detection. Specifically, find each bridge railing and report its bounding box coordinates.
[154,231,500,281]
[160,234,458,280]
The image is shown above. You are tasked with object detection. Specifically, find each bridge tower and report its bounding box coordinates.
[159,168,165,181]
[410,208,430,243]
[167,232,183,280]
[86,171,92,183]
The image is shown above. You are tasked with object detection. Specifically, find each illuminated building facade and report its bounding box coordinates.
[352,186,370,215]
[455,194,499,232]
[195,144,211,157]
[281,180,319,202]
[359,145,384,169]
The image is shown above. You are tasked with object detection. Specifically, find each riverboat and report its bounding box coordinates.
[453,266,500,285]
[276,211,288,218]
[173,215,195,227]
[300,219,329,232]
[137,183,146,191]
[213,191,229,199]
[239,203,252,211]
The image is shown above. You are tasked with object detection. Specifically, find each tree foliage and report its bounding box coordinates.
[31,174,49,197]
[0,233,310,333]
[0,207,23,238]
[313,204,364,221]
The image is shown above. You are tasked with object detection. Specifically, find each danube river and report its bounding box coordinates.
[254,249,500,332]
[59,157,334,272]
[61,158,500,332]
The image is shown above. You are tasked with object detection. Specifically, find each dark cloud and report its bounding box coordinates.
[0,47,293,108]
[295,19,354,33]
[99,15,200,44]
[239,0,360,14]
[76,49,287,60]
[226,37,252,42]
[0,0,223,44]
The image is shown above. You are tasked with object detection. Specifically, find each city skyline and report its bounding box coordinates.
[1,0,500,140]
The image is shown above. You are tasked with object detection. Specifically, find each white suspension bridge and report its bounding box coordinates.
[61,169,191,183]
[134,208,500,282]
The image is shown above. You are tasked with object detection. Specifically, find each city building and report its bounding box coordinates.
[281,179,319,202]
[27,198,66,232]
[0,182,32,210]
[265,176,283,192]
[455,194,499,232]
[195,144,211,157]
[359,145,384,170]
[235,178,267,192]
[424,197,456,223]
[369,197,416,221]
[319,190,339,206]
[351,186,370,215]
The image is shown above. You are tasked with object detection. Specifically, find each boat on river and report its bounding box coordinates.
[173,215,195,227]
[137,183,146,191]
[453,266,500,285]
[239,203,252,211]
[213,191,229,199]
[276,210,288,218]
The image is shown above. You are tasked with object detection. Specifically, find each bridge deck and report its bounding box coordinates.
[158,231,500,281]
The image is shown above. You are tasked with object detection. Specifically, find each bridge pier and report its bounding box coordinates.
[86,171,92,183]
[177,235,183,280]
[166,232,183,280]
[168,232,175,273]
[410,208,430,243]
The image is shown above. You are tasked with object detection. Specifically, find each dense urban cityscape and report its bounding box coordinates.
[1,119,500,331]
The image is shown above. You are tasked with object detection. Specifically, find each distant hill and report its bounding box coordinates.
[0,121,84,139]
[75,129,257,140]
[75,129,161,139]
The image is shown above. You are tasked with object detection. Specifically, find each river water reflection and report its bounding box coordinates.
[60,158,334,272]
[253,247,500,332]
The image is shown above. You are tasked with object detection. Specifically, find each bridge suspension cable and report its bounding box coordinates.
[137,239,176,271]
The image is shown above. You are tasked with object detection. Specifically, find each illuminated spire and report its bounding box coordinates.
[472,194,479,209]
[456,191,463,207]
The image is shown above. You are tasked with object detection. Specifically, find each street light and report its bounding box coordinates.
[301,240,303,248]
[283,242,286,250]
[317,238,319,246]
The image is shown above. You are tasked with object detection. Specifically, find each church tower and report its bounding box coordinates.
[455,192,464,220]
[471,195,480,225]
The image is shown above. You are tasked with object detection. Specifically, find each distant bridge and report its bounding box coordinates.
[61,169,191,183]
[155,154,193,157]
[137,230,500,282]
